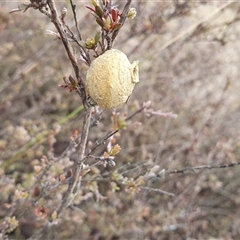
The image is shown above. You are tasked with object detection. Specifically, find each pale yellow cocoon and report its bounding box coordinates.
[86,49,139,109]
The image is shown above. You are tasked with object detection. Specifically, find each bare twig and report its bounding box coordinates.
[57,107,92,214]
[140,186,175,197]
[85,129,119,161]
[70,0,82,40]
[125,104,146,121]
[69,0,91,65]
[63,22,91,65]
[27,108,93,240]
[47,0,87,106]
[167,162,240,174]
[25,1,94,239]
[85,102,149,159]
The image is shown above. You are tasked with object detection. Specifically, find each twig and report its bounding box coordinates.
[85,103,148,159]
[167,162,240,174]
[57,107,92,214]
[140,186,175,197]
[47,0,87,106]
[63,22,91,65]
[69,0,91,65]
[26,1,93,239]
[70,0,82,40]
[125,104,146,121]
[120,162,147,175]
[27,108,93,240]
[111,0,132,46]
[84,129,119,161]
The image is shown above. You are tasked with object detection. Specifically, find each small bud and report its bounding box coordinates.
[5,217,19,234]
[34,165,42,174]
[35,206,48,219]
[92,0,98,7]
[111,8,119,22]
[51,210,58,221]
[85,37,96,49]
[103,16,112,30]
[127,7,137,19]
[61,7,67,18]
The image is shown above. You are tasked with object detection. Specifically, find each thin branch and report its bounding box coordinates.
[167,162,240,174]
[47,0,87,106]
[120,163,147,175]
[77,108,93,163]
[140,187,175,197]
[84,129,119,161]
[111,0,132,45]
[57,107,92,214]
[70,0,82,40]
[64,22,90,65]
[125,104,146,121]
[27,108,93,240]
[69,0,91,64]
[85,103,149,159]
[26,2,93,239]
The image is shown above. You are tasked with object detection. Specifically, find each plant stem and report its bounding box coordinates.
[47,0,87,106]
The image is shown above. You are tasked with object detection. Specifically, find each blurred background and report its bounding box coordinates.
[1,1,240,239]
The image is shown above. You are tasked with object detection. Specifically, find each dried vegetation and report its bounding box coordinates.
[1,1,240,239]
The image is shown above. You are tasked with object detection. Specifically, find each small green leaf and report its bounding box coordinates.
[94,32,101,43]
[96,18,104,28]
[95,5,103,18]
[111,182,120,192]
[10,3,29,13]
[18,3,28,11]
[90,12,101,20]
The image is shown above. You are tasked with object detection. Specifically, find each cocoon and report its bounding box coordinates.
[86,49,139,108]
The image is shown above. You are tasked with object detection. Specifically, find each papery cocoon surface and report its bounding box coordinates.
[86,49,139,108]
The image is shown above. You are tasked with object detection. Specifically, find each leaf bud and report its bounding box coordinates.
[127,7,137,19]
[92,0,98,7]
[85,37,96,49]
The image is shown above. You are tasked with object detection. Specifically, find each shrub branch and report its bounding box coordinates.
[47,0,87,106]
[167,162,240,174]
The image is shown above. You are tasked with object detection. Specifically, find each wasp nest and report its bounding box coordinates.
[86,49,139,108]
